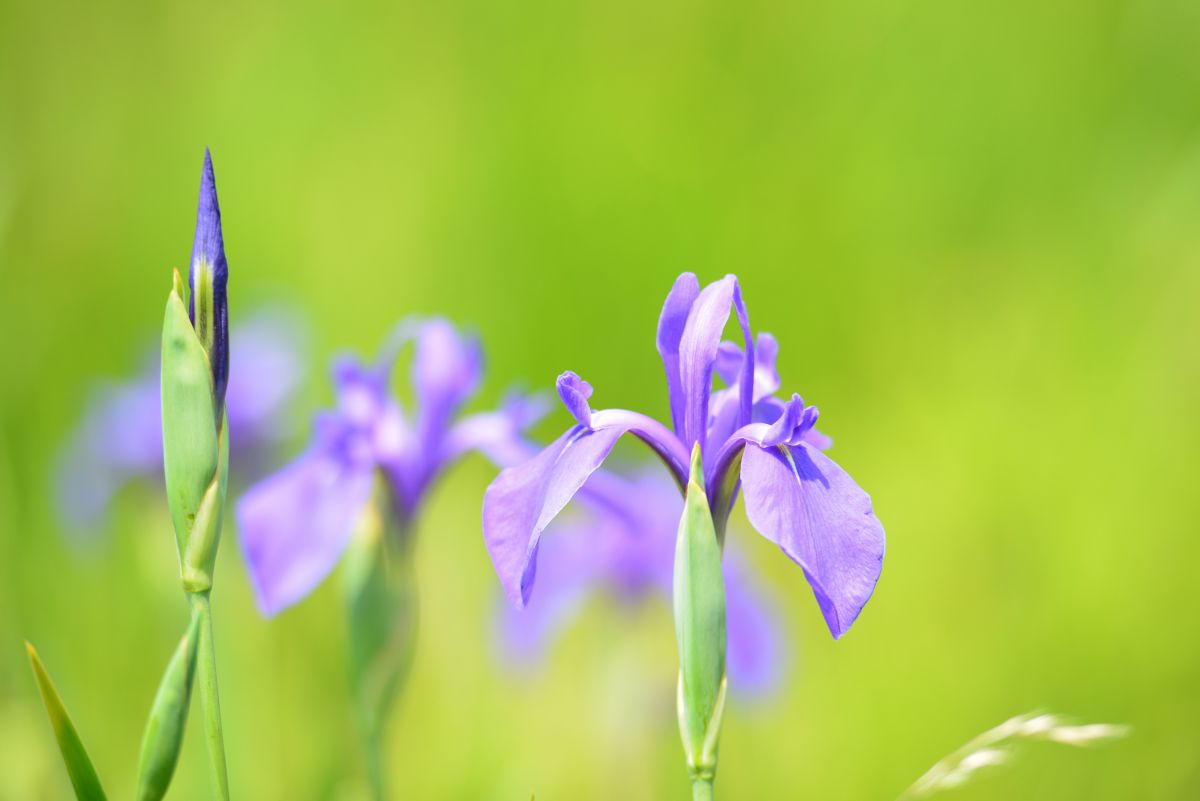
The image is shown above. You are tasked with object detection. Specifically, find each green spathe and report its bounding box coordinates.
[673,444,728,789]
[160,272,225,590]
[136,616,200,801]
[26,642,108,801]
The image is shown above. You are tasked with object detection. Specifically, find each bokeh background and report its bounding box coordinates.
[2,0,1199,798]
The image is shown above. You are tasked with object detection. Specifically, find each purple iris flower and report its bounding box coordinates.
[56,307,309,531]
[497,465,786,695]
[484,273,885,640]
[237,318,546,617]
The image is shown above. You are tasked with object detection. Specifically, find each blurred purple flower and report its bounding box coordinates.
[497,466,786,696]
[237,318,546,616]
[484,273,885,640]
[56,306,309,531]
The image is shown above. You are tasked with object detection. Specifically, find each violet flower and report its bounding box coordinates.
[56,307,308,531]
[237,318,546,616]
[497,465,786,696]
[484,273,885,641]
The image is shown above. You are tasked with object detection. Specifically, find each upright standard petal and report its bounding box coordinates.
[413,319,482,456]
[483,425,627,608]
[188,149,229,413]
[739,442,885,639]
[677,276,754,450]
[657,273,701,437]
[715,333,781,404]
[237,444,375,616]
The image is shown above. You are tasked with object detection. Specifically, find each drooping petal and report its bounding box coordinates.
[677,276,754,450]
[494,513,604,669]
[482,425,628,608]
[657,273,701,436]
[723,551,786,697]
[237,444,375,616]
[739,441,885,639]
[439,391,550,468]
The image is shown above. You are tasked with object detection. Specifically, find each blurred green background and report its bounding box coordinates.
[2,0,1199,798]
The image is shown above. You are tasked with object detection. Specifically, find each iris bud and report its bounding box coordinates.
[188,149,229,418]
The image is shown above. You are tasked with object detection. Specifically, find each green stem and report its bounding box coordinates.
[692,777,714,801]
[357,704,385,801]
[190,592,230,801]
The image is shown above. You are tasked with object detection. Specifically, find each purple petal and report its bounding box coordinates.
[723,551,786,697]
[760,394,819,447]
[494,515,603,669]
[678,276,754,450]
[440,391,550,468]
[237,446,375,616]
[801,427,833,451]
[188,149,229,411]
[740,441,884,638]
[56,375,163,529]
[224,307,308,444]
[332,355,391,426]
[483,425,629,608]
[556,371,593,427]
[715,333,781,403]
[656,273,701,437]
[413,319,482,454]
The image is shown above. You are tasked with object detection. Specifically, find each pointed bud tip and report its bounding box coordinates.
[688,443,705,489]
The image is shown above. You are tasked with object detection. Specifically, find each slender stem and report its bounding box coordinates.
[692,777,714,801]
[190,591,230,801]
[358,703,385,801]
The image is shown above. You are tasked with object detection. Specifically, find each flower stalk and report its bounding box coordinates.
[189,593,229,801]
[160,150,233,800]
[344,476,419,801]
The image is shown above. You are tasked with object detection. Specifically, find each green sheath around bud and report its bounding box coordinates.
[161,272,227,589]
[674,444,728,787]
[181,420,229,592]
[136,616,200,801]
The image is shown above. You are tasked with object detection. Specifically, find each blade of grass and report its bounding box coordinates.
[25,642,107,801]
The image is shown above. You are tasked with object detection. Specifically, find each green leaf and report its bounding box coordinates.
[161,277,219,566]
[673,444,727,780]
[136,616,200,801]
[25,642,107,801]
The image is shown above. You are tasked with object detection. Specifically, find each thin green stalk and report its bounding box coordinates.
[357,701,385,801]
[190,592,229,801]
[692,777,714,801]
